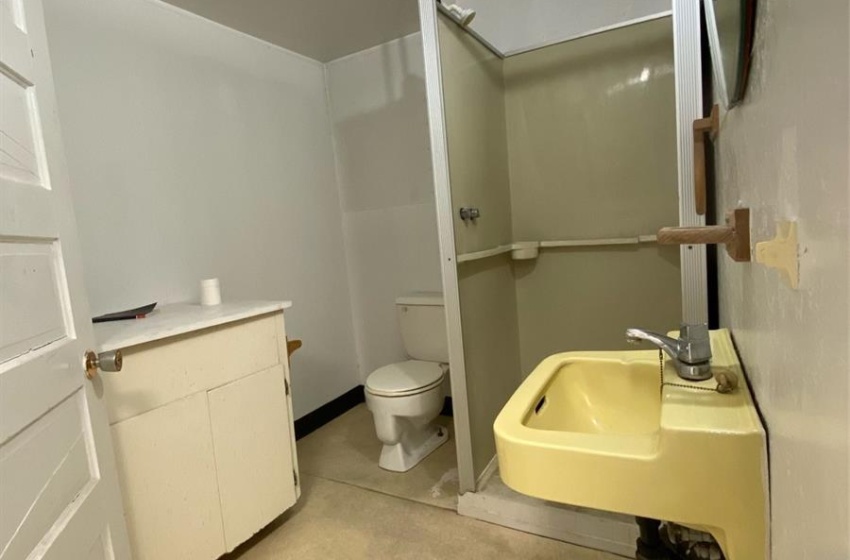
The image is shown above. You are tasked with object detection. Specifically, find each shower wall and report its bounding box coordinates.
[438,15,681,481]
[504,18,682,373]
[439,24,511,255]
[438,17,522,479]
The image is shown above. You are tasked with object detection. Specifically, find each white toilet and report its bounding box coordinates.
[365,292,449,472]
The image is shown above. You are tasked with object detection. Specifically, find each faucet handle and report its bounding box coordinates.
[679,323,709,341]
[678,323,711,364]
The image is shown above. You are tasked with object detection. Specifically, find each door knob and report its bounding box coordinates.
[85,349,123,380]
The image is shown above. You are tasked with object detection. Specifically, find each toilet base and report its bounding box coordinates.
[379,424,449,473]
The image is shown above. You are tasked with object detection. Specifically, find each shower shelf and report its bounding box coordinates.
[456,235,658,264]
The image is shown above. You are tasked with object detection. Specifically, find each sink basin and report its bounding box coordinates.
[524,359,661,435]
[494,329,768,560]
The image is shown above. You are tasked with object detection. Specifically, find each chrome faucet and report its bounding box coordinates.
[625,324,712,381]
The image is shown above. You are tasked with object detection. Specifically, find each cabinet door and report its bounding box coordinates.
[208,365,297,551]
[110,392,226,560]
[273,311,301,498]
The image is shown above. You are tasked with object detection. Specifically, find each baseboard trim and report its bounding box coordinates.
[440,396,453,417]
[294,385,365,440]
[475,454,499,491]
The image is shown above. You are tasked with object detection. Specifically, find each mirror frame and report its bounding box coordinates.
[704,0,758,108]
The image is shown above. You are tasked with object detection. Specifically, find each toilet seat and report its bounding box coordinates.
[365,360,446,397]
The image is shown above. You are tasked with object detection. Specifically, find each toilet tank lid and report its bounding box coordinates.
[396,292,443,306]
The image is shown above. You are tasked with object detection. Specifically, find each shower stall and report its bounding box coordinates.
[418,0,709,554]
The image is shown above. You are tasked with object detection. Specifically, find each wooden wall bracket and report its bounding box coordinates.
[657,208,751,262]
[286,338,302,366]
[693,104,719,216]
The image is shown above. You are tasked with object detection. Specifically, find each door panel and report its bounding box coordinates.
[0,72,44,186]
[0,0,130,557]
[0,241,67,365]
[0,0,35,86]
[1,391,92,558]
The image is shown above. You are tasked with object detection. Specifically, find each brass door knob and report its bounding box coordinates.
[85,349,123,380]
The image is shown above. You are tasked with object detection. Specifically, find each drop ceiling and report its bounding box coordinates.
[162,0,422,62]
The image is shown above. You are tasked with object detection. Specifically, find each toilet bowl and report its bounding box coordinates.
[365,360,449,472]
[365,292,450,472]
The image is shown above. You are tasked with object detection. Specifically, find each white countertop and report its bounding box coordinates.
[93,300,292,353]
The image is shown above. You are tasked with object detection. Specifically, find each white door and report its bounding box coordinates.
[0,0,131,558]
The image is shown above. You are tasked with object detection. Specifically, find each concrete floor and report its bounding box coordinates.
[227,403,623,559]
[297,404,458,510]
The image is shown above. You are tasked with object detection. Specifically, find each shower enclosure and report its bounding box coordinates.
[417,1,709,552]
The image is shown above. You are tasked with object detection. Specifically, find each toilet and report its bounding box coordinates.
[365,292,449,472]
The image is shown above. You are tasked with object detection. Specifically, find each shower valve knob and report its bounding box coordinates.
[459,207,480,222]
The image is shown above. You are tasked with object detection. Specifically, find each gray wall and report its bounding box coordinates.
[438,15,682,479]
[439,16,523,479]
[504,18,681,373]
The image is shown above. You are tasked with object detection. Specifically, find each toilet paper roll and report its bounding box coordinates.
[200,278,221,306]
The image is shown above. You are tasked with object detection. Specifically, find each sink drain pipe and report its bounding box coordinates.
[636,517,668,559]
[635,517,726,560]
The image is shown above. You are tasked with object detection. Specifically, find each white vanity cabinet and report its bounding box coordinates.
[93,302,300,560]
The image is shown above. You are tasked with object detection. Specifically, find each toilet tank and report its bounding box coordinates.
[396,292,448,363]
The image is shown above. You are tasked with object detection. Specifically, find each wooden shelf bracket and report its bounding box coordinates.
[658,208,751,262]
[693,104,719,216]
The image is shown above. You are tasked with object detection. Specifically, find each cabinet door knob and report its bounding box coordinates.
[85,349,123,380]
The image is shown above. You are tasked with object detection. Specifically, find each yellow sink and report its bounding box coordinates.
[494,329,768,560]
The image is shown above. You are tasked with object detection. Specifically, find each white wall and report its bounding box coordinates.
[42,0,361,418]
[461,0,670,55]
[713,0,849,557]
[325,33,442,380]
